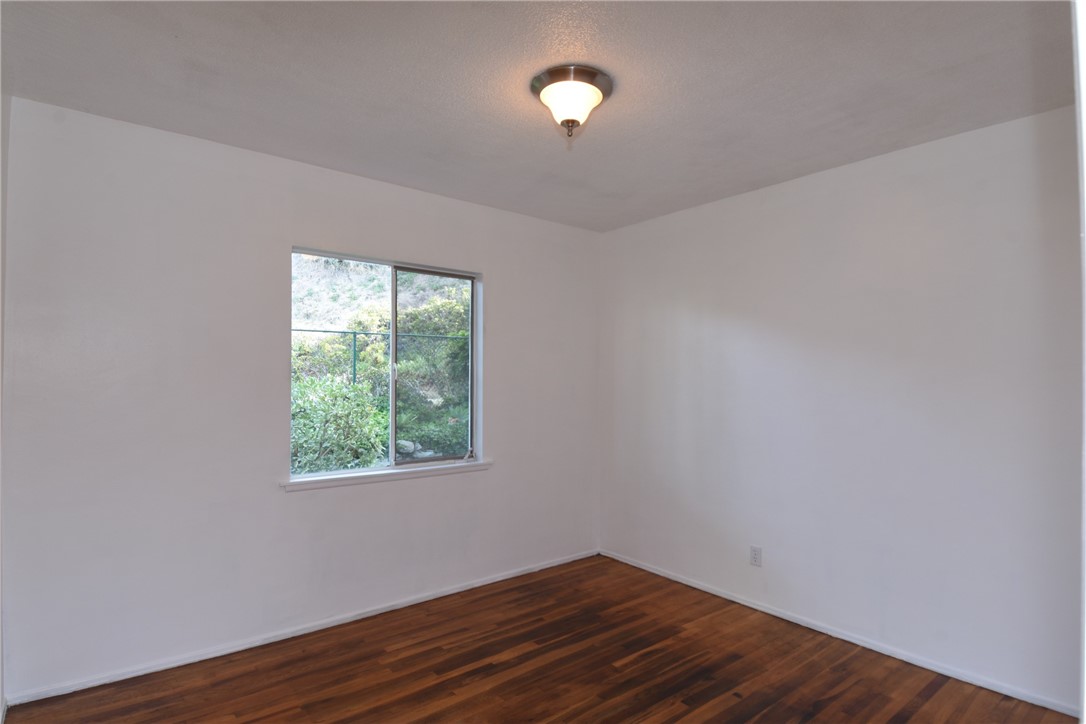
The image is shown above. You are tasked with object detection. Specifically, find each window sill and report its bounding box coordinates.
[283,459,493,492]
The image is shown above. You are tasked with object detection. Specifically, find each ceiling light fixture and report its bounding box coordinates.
[531,65,613,137]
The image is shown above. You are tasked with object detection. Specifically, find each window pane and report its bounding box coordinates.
[395,270,472,461]
[291,253,392,474]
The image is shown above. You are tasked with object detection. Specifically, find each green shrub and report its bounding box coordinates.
[291,376,389,474]
[405,417,470,457]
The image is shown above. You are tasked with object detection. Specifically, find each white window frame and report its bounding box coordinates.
[284,248,489,491]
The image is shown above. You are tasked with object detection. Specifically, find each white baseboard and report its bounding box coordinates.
[7,549,599,706]
[599,549,1079,719]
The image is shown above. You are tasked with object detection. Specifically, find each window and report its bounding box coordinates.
[290,250,478,479]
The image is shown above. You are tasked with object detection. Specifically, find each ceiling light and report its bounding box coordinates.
[530,65,613,137]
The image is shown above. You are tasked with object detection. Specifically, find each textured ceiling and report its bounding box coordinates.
[1,2,1075,232]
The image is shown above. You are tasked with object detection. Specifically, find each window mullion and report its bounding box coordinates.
[389,268,399,467]
[467,280,476,460]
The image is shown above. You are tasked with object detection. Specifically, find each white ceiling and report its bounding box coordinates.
[2,2,1075,232]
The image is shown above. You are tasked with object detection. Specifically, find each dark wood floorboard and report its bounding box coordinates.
[7,555,1073,723]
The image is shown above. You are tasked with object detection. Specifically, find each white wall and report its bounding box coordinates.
[1073,3,1086,716]
[1,98,601,701]
[596,107,1082,713]
[1,91,11,720]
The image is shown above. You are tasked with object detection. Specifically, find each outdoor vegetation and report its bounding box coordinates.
[291,253,471,475]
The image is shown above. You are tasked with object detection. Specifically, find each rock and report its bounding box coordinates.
[396,440,416,454]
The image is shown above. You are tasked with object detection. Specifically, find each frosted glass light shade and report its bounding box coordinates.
[539,80,604,127]
[530,65,613,137]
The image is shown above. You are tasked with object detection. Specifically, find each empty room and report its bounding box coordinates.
[1,1,1082,722]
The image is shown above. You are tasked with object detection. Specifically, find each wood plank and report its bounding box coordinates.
[7,556,1073,723]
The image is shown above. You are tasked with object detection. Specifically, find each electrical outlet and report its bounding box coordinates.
[750,545,762,567]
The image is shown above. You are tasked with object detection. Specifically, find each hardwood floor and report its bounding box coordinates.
[8,555,1072,723]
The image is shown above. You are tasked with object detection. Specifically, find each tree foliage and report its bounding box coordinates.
[291,266,471,475]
